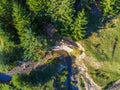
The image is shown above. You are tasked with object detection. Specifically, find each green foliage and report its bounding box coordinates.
[0,84,12,90]
[0,0,12,20]
[83,15,120,88]
[11,75,21,89]
[13,2,47,61]
[55,70,68,90]
[79,78,85,90]
[100,0,120,16]
[11,59,58,90]
[0,0,120,89]
[114,0,120,14]
[100,0,115,16]
[0,25,15,72]
[0,28,14,52]
[22,30,47,61]
[12,2,31,38]
[11,73,54,90]
[85,61,120,88]
[83,15,120,62]
[11,74,30,89]
[70,10,87,41]
[27,0,74,36]
[26,0,88,40]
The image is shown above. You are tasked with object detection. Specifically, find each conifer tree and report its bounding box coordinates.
[0,23,15,71]
[0,0,12,21]
[0,27,14,52]
[13,2,46,61]
[100,0,115,16]
[113,0,120,14]
[27,0,74,35]
[100,0,120,16]
[70,10,87,41]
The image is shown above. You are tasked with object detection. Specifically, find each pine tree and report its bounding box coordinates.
[0,0,20,44]
[0,23,16,71]
[113,0,120,14]
[13,2,46,61]
[100,0,115,16]
[0,27,14,52]
[70,10,87,41]
[0,0,12,21]
[100,0,120,16]
[27,0,74,36]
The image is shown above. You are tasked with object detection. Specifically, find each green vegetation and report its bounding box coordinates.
[79,77,85,90]
[100,0,120,16]
[55,70,68,90]
[83,15,120,62]
[0,59,69,90]
[85,61,120,88]
[0,0,120,90]
[83,15,120,88]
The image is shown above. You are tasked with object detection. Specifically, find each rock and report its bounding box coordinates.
[79,52,86,60]
[7,61,41,75]
[76,42,85,52]
[43,24,57,37]
[81,73,101,90]
[16,61,23,66]
[74,50,101,90]
[53,45,73,53]
[43,53,54,60]
[71,75,78,83]
[107,80,120,90]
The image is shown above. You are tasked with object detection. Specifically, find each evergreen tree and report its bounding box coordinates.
[113,0,120,14]
[27,0,74,36]
[70,10,87,41]
[100,0,115,16]
[0,27,14,52]
[0,0,12,21]
[0,0,17,42]
[100,0,120,16]
[13,2,46,61]
[0,23,16,71]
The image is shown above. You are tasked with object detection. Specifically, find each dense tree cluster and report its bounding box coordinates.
[0,0,119,64]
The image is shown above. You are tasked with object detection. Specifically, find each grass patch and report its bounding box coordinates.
[85,61,120,88]
[70,47,82,56]
[83,15,120,62]
[82,15,120,88]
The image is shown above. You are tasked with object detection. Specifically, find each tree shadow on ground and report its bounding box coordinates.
[17,59,59,86]
[104,80,117,90]
[0,47,23,72]
[11,57,71,90]
[84,4,117,39]
[0,47,23,65]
